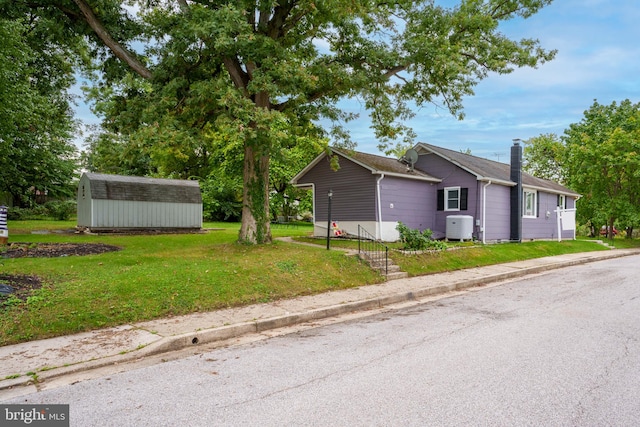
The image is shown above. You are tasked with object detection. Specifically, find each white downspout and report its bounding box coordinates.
[376,174,385,240]
[573,195,581,241]
[307,183,318,235]
[482,181,492,244]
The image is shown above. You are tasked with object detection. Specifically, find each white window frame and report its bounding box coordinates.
[445,187,460,211]
[558,194,566,209]
[523,189,537,218]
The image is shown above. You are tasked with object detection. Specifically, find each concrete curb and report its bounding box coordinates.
[1,248,637,393]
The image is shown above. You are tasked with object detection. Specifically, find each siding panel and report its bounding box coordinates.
[417,153,480,235]
[380,176,436,231]
[484,185,511,241]
[90,200,201,229]
[523,191,565,240]
[299,154,377,221]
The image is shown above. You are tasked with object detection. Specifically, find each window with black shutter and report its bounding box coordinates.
[438,187,468,211]
[460,188,468,211]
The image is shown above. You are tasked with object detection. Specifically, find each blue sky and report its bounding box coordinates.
[349,0,640,160]
[72,0,640,163]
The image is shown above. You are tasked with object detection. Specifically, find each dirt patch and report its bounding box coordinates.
[1,243,120,303]
[0,274,43,302]
[1,242,121,258]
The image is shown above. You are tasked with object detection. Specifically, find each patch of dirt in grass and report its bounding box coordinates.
[1,243,121,307]
[1,242,121,258]
[0,274,42,302]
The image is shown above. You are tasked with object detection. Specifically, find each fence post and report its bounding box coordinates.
[385,246,388,275]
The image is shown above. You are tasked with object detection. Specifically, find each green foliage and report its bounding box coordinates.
[8,0,556,242]
[7,202,75,221]
[81,130,154,177]
[523,134,566,183]
[7,206,49,221]
[0,294,22,311]
[396,222,448,251]
[563,99,640,238]
[201,176,243,222]
[0,18,79,207]
[45,201,77,221]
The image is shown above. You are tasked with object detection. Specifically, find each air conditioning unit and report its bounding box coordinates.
[446,215,474,241]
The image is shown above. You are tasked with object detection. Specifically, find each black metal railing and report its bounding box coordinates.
[357,225,388,275]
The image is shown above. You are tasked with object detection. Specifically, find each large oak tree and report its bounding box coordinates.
[4,0,556,243]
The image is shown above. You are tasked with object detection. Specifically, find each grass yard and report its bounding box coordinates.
[390,239,611,276]
[1,219,637,346]
[0,221,381,346]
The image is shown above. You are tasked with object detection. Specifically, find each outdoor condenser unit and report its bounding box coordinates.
[446,215,474,241]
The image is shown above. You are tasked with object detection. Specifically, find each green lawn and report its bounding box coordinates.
[0,219,636,346]
[391,239,611,276]
[0,221,380,345]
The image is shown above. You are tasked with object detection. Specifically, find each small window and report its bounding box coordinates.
[557,194,566,209]
[438,188,468,211]
[445,187,460,211]
[523,189,537,218]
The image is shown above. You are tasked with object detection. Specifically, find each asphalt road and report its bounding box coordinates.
[6,255,640,426]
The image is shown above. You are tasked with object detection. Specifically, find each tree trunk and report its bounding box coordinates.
[238,142,272,244]
[608,217,615,240]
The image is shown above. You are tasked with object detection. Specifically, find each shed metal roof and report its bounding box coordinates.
[82,173,202,204]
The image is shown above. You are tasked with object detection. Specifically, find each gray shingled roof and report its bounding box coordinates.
[416,143,579,196]
[84,173,202,204]
[333,148,440,182]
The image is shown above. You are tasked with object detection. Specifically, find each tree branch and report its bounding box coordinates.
[71,0,152,80]
[178,0,190,14]
[383,65,408,79]
[223,57,250,95]
[266,1,295,39]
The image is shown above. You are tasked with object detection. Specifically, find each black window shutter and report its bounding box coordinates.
[437,190,444,211]
[460,188,468,211]
[536,192,540,217]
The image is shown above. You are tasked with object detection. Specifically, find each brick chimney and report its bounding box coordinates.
[510,140,523,242]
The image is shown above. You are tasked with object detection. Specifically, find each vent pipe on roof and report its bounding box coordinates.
[510,140,523,242]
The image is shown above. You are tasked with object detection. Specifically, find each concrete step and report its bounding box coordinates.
[371,264,402,273]
[384,271,409,281]
[357,250,407,280]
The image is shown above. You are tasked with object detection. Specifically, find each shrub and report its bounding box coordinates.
[7,205,48,220]
[396,222,448,251]
[201,177,242,222]
[46,200,77,221]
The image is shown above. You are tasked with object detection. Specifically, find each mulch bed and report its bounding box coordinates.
[1,242,121,302]
[1,242,121,258]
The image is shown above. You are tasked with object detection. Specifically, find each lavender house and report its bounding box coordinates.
[291,142,579,242]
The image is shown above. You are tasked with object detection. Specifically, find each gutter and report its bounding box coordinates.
[482,180,492,244]
[376,174,385,240]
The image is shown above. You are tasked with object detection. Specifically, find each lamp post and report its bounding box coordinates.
[326,189,333,250]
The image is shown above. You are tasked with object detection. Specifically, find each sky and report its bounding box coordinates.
[72,0,640,163]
